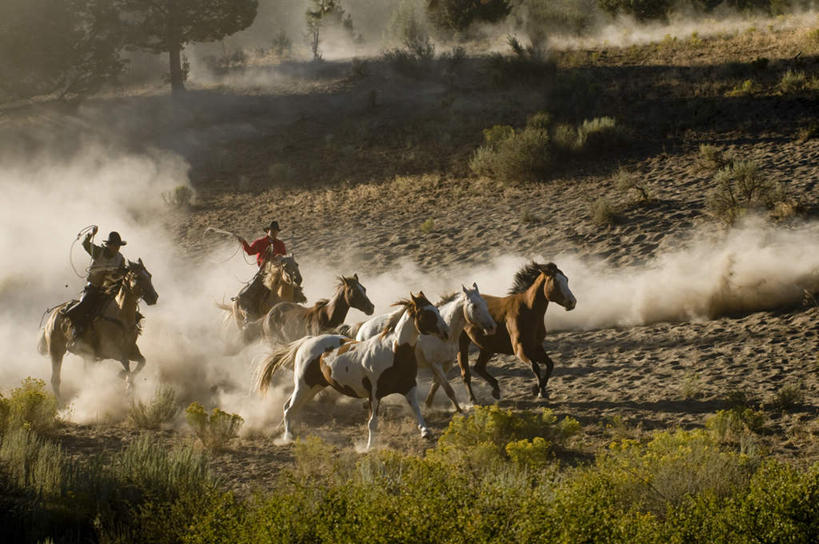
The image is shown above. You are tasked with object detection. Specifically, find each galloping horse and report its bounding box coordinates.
[257,292,449,450]
[262,274,375,344]
[219,254,306,337]
[354,283,496,413]
[457,262,576,402]
[37,259,158,404]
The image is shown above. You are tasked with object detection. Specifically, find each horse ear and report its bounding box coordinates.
[138,258,144,267]
[417,290,426,302]
[472,281,479,292]
[354,273,359,281]
[462,284,468,294]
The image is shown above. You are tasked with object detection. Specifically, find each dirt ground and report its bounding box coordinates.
[16,23,819,493]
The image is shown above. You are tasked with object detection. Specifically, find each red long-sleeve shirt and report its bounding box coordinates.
[242,236,286,267]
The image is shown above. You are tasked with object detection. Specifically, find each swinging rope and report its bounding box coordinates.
[202,226,256,267]
[69,224,97,279]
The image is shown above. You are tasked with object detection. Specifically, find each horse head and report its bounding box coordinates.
[341,273,375,315]
[127,258,159,306]
[279,254,302,286]
[461,282,496,335]
[410,291,449,340]
[539,263,576,311]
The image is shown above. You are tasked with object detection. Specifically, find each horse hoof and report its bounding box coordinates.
[537,390,549,401]
[420,428,432,440]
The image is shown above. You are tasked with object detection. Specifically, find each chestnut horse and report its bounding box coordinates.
[458,262,576,402]
[37,259,159,404]
[262,274,375,344]
[257,292,449,450]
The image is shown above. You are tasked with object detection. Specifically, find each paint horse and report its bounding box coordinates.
[458,262,576,402]
[37,259,159,404]
[354,283,496,413]
[262,274,375,344]
[257,292,449,450]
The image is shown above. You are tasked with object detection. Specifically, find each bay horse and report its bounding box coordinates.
[354,283,496,413]
[37,259,159,404]
[262,274,375,344]
[457,262,576,403]
[257,292,449,450]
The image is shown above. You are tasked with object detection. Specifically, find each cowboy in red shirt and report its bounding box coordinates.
[235,220,287,318]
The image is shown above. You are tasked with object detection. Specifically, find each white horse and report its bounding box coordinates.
[257,292,449,450]
[354,283,496,413]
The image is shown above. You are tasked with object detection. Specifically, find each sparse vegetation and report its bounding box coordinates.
[0,378,59,435]
[768,382,805,411]
[471,111,624,183]
[680,369,702,400]
[697,143,730,171]
[590,197,618,226]
[614,168,651,202]
[162,184,194,209]
[128,385,179,430]
[185,402,244,451]
[419,218,436,234]
[706,159,793,225]
[726,79,757,96]
[486,35,556,86]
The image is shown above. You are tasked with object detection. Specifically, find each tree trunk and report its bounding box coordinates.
[168,43,185,94]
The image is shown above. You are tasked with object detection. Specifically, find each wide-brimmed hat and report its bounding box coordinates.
[265,220,280,232]
[103,231,126,246]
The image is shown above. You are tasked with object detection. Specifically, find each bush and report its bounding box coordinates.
[128,385,179,430]
[706,160,783,225]
[426,0,511,33]
[614,168,651,202]
[767,382,805,411]
[471,113,624,182]
[590,197,618,226]
[486,35,555,86]
[161,184,194,209]
[597,0,673,21]
[185,402,243,451]
[2,378,59,434]
[696,143,729,171]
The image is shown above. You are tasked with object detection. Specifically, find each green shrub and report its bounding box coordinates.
[726,79,756,96]
[470,126,551,182]
[185,402,244,451]
[706,159,783,225]
[576,116,623,151]
[436,405,579,461]
[614,168,651,202]
[768,382,805,411]
[597,0,673,21]
[426,0,510,33]
[3,377,59,434]
[779,69,807,93]
[419,218,435,234]
[128,385,179,430]
[0,427,70,495]
[590,197,618,226]
[161,184,194,209]
[697,143,729,171]
[486,35,556,86]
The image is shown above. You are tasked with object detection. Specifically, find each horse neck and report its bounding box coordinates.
[322,286,350,328]
[440,298,467,339]
[389,309,419,347]
[114,282,138,323]
[523,274,550,314]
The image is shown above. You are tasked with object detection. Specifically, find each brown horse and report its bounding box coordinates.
[37,259,158,404]
[457,262,576,402]
[262,274,375,344]
[219,254,306,337]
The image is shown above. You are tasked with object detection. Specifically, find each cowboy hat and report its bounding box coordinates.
[103,231,126,246]
[264,220,280,232]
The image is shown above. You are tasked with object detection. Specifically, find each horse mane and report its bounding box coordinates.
[379,300,412,338]
[436,292,459,306]
[509,261,556,294]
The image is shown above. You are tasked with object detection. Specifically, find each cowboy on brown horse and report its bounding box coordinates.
[63,227,128,341]
[234,220,288,320]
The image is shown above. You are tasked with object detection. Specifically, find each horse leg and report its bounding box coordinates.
[457,331,478,404]
[428,362,462,413]
[404,386,432,439]
[473,350,500,400]
[366,394,381,451]
[50,351,65,406]
[516,343,551,399]
[282,383,321,443]
[130,344,146,375]
[119,359,134,394]
[424,381,440,408]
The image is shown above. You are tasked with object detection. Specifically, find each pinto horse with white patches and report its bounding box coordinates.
[257,292,449,450]
[354,283,496,413]
[262,274,375,344]
[458,262,576,402]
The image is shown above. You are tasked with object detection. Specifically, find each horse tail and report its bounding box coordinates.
[37,326,48,355]
[257,337,311,393]
[215,300,233,312]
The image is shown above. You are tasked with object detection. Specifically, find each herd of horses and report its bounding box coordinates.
[36,255,577,449]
